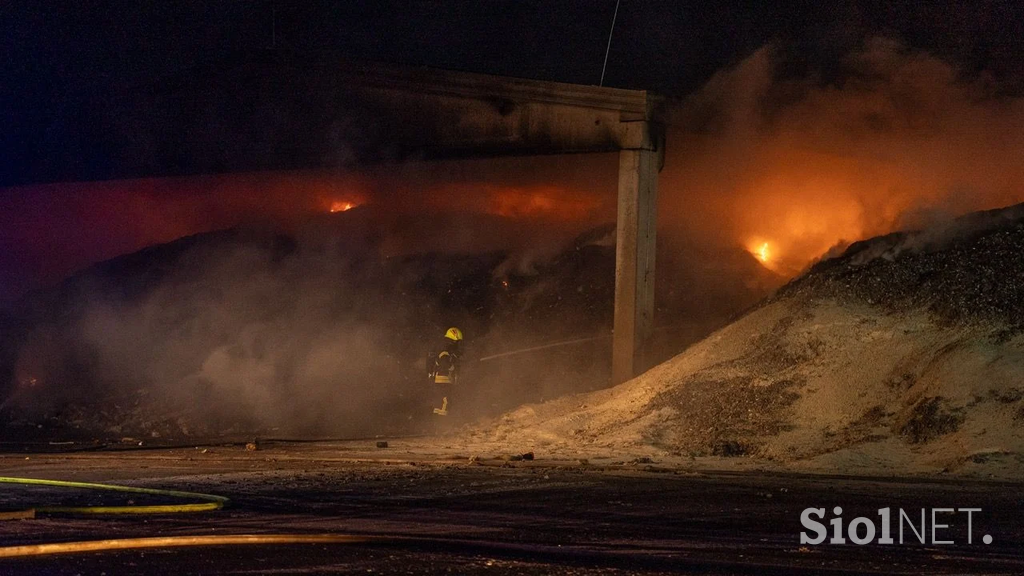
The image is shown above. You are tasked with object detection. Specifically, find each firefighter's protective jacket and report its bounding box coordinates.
[429,347,459,385]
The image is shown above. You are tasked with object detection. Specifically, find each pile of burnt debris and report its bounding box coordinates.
[780,203,1024,332]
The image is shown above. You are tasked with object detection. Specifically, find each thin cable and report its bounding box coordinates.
[599,0,621,86]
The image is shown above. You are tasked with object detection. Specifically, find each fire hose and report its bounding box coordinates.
[0,476,229,515]
[476,322,693,363]
[0,477,383,558]
[0,534,370,559]
[477,334,612,362]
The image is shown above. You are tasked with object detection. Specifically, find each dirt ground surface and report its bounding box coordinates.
[0,439,1022,575]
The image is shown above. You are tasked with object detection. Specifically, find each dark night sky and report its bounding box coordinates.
[3,1,1024,187]
[2,1,1024,305]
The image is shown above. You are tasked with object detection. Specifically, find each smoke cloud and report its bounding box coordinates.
[6,221,487,437]
[659,38,1024,275]
[0,153,617,305]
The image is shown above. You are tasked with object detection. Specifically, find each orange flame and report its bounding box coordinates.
[747,238,780,271]
[329,201,356,213]
[755,242,770,263]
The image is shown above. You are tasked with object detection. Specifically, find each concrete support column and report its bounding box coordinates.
[612,147,658,384]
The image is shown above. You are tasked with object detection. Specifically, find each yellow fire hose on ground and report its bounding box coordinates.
[0,476,229,515]
[0,477,375,558]
[0,534,372,559]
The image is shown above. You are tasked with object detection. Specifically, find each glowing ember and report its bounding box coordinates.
[329,201,355,213]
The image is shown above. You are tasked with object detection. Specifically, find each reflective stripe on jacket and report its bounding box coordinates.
[433,350,457,384]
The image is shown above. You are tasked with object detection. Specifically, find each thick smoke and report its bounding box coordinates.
[659,38,1024,274]
[7,221,459,437]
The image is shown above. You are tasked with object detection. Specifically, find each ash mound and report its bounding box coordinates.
[0,208,777,442]
[480,203,1024,478]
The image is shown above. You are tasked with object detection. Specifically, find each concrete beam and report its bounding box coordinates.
[89,55,665,181]
[612,146,658,384]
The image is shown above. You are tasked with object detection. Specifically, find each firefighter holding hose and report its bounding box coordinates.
[428,327,463,416]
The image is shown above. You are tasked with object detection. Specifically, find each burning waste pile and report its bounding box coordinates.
[0,207,776,444]
[480,202,1024,478]
[781,203,1024,329]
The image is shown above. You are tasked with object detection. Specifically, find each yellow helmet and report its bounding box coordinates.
[444,327,464,341]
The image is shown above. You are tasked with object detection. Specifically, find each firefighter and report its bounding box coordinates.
[428,327,463,416]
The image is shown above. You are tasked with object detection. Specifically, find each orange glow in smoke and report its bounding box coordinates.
[717,161,905,277]
[483,186,604,220]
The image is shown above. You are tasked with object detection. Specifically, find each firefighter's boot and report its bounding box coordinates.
[433,396,449,416]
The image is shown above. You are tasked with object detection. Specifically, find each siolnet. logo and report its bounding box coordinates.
[800,507,993,545]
